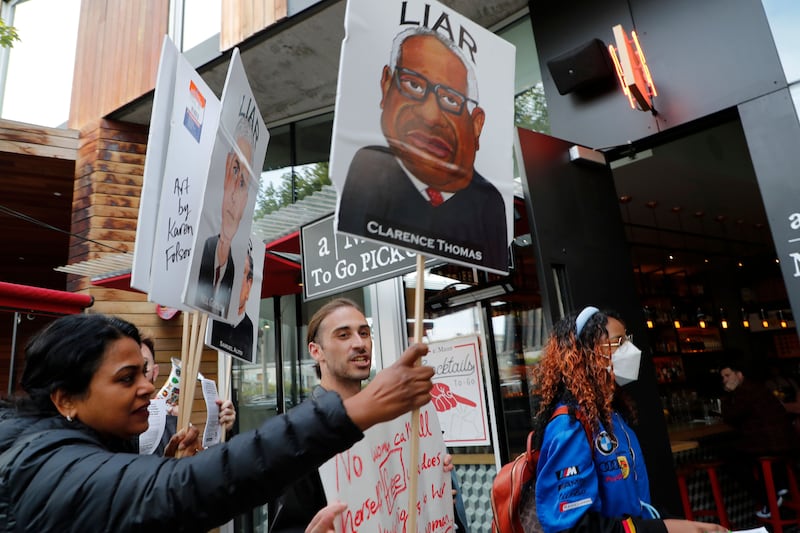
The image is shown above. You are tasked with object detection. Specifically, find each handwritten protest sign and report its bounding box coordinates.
[425,334,490,446]
[147,51,221,310]
[319,404,453,533]
[131,36,178,292]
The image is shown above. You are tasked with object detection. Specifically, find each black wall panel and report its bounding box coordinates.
[530,0,786,150]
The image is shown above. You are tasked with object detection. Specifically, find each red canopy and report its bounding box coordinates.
[0,281,94,316]
[91,234,303,299]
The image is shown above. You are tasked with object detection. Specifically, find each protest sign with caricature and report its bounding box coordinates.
[206,235,264,363]
[330,0,515,274]
[183,48,269,322]
[143,39,221,309]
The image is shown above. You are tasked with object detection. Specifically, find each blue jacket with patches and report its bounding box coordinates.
[535,406,666,533]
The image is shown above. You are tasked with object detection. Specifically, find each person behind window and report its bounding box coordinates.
[720,359,798,519]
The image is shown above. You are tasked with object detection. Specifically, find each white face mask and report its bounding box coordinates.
[611,341,642,385]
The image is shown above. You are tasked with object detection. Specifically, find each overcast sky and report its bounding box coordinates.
[2,0,79,127]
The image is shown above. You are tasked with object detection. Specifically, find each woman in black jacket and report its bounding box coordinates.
[0,313,433,532]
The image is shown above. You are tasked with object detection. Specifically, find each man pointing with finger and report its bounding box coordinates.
[268,299,467,532]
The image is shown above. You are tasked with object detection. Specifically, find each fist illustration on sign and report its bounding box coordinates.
[431,383,477,412]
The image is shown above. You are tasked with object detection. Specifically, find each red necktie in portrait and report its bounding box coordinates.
[214,265,222,286]
[426,187,444,207]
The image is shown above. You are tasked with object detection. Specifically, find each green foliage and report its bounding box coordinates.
[255,162,331,220]
[514,83,550,135]
[0,18,20,48]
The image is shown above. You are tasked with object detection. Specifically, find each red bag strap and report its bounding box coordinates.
[526,405,593,465]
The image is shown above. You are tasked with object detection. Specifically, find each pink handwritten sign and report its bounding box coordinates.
[319,404,454,532]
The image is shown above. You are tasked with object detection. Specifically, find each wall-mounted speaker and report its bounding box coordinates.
[547,38,615,95]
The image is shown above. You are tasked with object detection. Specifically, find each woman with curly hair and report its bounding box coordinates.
[532,306,726,533]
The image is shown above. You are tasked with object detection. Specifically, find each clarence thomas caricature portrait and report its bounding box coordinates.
[337,26,509,272]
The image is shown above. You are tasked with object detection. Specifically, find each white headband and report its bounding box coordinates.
[575,306,599,336]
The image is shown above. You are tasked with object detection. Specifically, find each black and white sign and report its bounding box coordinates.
[301,215,437,300]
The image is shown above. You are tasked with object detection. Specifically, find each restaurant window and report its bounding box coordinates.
[255,112,334,219]
[231,294,285,533]
[496,14,550,134]
[171,0,221,52]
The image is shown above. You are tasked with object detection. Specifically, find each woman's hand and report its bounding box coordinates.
[217,398,236,432]
[663,519,729,533]
[443,453,454,473]
[305,501,347,533]
[163,424,203,458]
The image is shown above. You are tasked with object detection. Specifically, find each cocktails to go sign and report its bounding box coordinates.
[301,215,437,300]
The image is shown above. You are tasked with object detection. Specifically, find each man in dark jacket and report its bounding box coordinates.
[268,298,469,532]
[721,361,798,518]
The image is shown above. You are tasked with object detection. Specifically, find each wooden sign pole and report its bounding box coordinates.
[178,311,208,430]
[177,311,191,429]
[218,353,232,442]
[408,254,426,533]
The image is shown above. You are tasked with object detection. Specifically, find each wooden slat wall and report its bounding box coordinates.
[0,118,79,159]
[0,120,77,288]
[68,0,169,131]
[221,0,287,50]
[70,119,147,271]
[68,118,218,432]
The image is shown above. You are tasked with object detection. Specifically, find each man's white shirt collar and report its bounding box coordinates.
[396,157,454,203]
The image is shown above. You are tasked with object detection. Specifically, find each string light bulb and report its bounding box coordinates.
[779,310,788,329]
[742,308,750,329]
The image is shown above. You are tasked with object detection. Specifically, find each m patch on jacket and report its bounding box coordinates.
[555,465,580,479]
[595,430,618,455]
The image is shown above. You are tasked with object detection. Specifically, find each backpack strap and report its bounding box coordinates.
[524,405,595,474]
[545,405,594,454]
